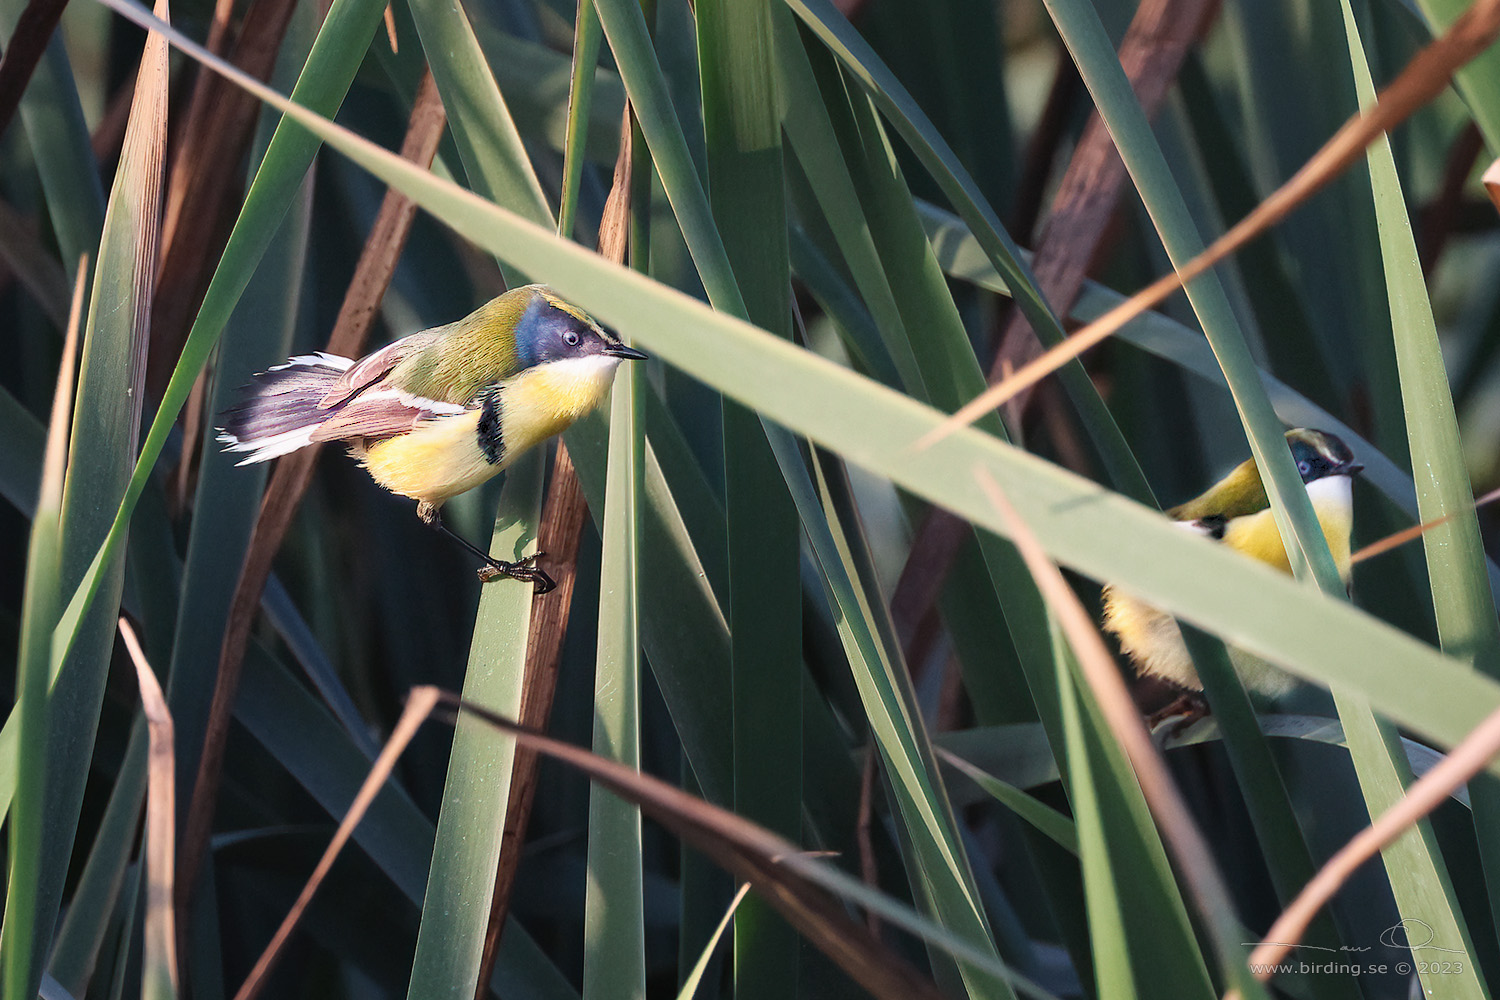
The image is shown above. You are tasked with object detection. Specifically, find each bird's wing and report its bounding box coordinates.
[308,388,467,442]
[317,334,432,409]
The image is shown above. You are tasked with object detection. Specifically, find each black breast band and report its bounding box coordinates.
[477,390,504,464]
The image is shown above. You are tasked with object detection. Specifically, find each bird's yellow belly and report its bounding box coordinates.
[1103,476,1353,698]
[1101,589,1300,698]
[1219,476,1354,581]
[357,408,499,505]
[354,359,619,507]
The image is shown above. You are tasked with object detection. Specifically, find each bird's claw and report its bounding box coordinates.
[477,553,556,594]
[1147,693,1210,741]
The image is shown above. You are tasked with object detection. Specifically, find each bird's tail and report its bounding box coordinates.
[217,353,355,464]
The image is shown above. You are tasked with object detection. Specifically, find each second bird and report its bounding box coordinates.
[218,284,647,592]
[1102,428,1361,708]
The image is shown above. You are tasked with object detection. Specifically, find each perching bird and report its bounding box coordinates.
[218,284,647,592]
[1102,428,1361,706]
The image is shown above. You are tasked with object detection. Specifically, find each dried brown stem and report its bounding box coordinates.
[120,618,180,995]
[442,692,947,1000]
[472,102,636,998]
[1250,699,1500,976]
[148,0,305,397]
[931,0,1500,443]
[891,0,1207,661]
[471,445,590,996]
[233,688,444,1000]
[973,468,1242,963]
[1351,485,1500,563]
[0,0,72,144]
[176,71,446,919]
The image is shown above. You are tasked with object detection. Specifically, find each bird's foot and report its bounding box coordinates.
[1147,693,1209,739]
[477,552,555,594]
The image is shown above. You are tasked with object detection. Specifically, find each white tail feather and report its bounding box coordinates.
[218,425,320,464]
[270,352,354,372]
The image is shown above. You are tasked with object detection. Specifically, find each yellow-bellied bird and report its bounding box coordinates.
[218,284,647,592]
[1102,428,1360,703]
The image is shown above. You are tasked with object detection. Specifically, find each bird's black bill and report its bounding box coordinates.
[604,343,649,361]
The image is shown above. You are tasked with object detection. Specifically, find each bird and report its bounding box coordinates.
[217,284,647,592]
[1102,428,1361,713]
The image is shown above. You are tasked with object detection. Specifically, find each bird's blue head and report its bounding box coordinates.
[512,286,648,371]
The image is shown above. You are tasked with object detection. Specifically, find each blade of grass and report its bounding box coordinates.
[583,312,646,1000]
[1206,0,1370,409]
[473,446,591,992]
[1053,634,1140,1000]
[1336,7,1494,994]
[784,21,1070,773]
[936,750,1077,854]
[782,0,1064,386]
[803,444,1013,997]
[783,0,1151,497]
[697,3,805,997]
[47,723,148,997]
[467,23,624,167]
[405,0,552,241]
[234,688,445,1000]
[582,98,646,1000]
[258,577,380,758]
[557,0,604,241]
[30,2,166,987]
[402,454,546,1000]
[1250,699,1500,977]
[677,884,752,1000]
[2,260,84,1000]
[592,0,744,313]
[990,0,1208,419]
[1174,625,1357,999]
[236,641,578,1000]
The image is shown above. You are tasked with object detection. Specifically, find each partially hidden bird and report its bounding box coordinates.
[1102,427,1361,707]
[217,284,647,592]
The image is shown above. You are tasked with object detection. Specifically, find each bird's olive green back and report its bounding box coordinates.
[1169,458,1270,521]
[388,287,534,404]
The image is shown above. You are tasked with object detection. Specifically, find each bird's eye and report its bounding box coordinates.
[1297,460,1311,476]
[564,330,580,347]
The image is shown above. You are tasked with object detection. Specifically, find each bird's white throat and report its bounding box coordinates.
[1306,473,1353,514]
